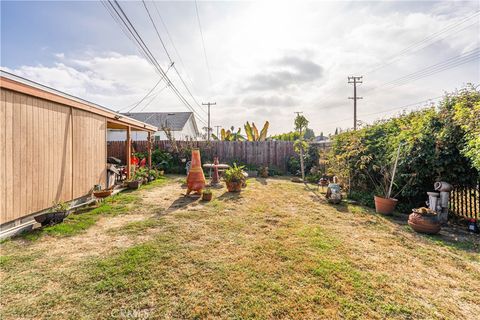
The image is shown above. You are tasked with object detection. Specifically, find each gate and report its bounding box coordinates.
[450,179,480,220]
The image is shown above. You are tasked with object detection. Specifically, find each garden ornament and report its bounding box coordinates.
[210,156,220,185]
[326,183,342,204]
[186,149,206,195]
[434,181,452,224]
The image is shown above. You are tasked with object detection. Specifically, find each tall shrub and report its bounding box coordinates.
[328,86,479,211]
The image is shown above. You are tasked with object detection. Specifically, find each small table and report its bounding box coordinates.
[203,163,230,185]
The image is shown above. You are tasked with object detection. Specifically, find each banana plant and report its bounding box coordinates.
[211,126,245,141]
[244,121,269,141]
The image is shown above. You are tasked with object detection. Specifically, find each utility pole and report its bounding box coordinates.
[202,102,216,141]
[214,125,221,138]
[348,76,363,130]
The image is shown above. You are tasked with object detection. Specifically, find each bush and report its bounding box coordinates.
[328,86,479,211]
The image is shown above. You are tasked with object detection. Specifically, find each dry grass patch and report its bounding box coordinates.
[1,176,479,319]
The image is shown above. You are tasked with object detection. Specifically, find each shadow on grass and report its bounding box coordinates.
[255,178,268,185]
[166,195,199,213]
[217,191,243,202]
[302,183,479,253]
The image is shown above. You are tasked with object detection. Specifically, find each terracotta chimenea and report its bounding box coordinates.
[186,148,206,195]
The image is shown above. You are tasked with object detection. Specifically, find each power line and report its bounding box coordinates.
[142,0,207,115]
[138,83,170,112]
[365,47,480,92]
[118,63,173,113]
[103,0,207,125]
[382,49,480,88]
[321,96,443,127]
[151,1,201,100]
[194,0,213,86]
[365,11,480,74]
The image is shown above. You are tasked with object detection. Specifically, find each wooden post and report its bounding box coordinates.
[147,131,152,168]
[126,126,131,180]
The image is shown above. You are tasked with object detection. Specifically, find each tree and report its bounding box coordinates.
[304,128,315,140]
[294,115,309,180]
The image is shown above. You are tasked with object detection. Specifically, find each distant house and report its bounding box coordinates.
[107,112,200,141]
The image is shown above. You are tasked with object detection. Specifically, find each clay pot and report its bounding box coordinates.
[408,212,441,234]
[186,149,206,195]
[226,181,242,192]
[374,196,398,215]
[202,193,213,201]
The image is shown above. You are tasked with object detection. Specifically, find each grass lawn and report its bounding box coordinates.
[1,176,479,319]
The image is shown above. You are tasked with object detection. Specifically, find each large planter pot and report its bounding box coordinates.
[374,196,398,215]
[128,179,142,190]
[35,211,69,226]
[226,181,242,192]
[408,212,441,234]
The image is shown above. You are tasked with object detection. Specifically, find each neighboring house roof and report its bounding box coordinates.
[123,112,199,135]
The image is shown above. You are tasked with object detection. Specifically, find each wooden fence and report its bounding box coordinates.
[107,140,296,172]
[450,180,480,220]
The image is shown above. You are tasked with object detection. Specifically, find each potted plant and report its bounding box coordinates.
[371,164,399,215]
[202,189,213,201]
[368,143,410,215]
[224,163,245,192]
[34,201,70,226]
[258,166,269,178]
[148,169,158,182]
[408,207,442,234]
[93,188,113,198]
[134,167,149,184]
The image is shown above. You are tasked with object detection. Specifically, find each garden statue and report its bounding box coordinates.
[186,148,206,195]
[326,183,342,204]
[210,156,220,185]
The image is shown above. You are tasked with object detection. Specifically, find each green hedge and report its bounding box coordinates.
[328,85,480,212]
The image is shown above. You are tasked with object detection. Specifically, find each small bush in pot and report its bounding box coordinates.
[224,163,245,192]
[258,166,269,178]
[202,189,213,201]
[35,201,70,226]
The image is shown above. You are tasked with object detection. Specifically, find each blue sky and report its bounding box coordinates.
[2,0,479,134]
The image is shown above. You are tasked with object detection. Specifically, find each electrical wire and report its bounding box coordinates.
[365,47,479,92]
[151,1,200,97]
[142,0,207,115]
[365,11,480,74]
[194,0,213,86]
[320,96,443,127]
[138,83,170,112]
[104,0,207,125]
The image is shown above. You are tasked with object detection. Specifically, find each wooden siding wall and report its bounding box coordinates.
[0,88,106,225]
[72,109,106,199]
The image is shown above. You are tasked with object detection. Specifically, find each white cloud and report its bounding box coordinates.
[2,0,479,135]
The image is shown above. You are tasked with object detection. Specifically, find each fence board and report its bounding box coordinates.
[107,140,296,172]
